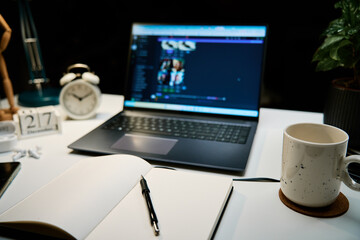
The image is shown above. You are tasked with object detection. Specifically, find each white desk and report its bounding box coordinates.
[0,94,359,239]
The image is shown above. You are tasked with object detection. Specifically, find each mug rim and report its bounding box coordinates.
[284,123,349,146]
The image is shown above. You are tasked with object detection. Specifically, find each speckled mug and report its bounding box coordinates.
[281,123,360,207]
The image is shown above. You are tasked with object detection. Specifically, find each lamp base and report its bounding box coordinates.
[18,88,60,107]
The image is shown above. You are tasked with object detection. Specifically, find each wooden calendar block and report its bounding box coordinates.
[13,106,62,138]
[17,108,40,135]
[37,106,59,128]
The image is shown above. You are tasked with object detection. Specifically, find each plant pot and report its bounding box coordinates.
[324,78,360,151]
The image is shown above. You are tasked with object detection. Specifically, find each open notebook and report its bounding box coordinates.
[0,155,233,239]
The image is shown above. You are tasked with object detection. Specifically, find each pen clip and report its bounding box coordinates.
[153,221,160,236]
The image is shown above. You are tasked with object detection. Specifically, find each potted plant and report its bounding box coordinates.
[312,0,360,152]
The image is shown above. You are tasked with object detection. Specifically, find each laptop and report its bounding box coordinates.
[69,23,267,173]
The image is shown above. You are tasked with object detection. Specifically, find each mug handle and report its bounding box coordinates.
[341,155,360,191]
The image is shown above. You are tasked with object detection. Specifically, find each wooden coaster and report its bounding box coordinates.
[279,189,349,218]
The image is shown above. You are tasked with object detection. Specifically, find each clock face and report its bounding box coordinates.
[60,80,101,120]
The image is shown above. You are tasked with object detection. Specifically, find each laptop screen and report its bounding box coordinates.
[125,24,267,118]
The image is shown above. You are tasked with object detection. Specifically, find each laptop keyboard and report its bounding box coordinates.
[102,115,251,144]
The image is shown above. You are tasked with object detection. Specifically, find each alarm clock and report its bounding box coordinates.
[59,64,101,120]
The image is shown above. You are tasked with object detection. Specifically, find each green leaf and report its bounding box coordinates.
[312,47,329,62]
[324,19,345,36]
[335,42,357,67]
[329,39,352,61]
[319,36,345,50]
[316,58,341,71]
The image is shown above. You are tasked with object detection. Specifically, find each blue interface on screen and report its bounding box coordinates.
[125,24,267,118]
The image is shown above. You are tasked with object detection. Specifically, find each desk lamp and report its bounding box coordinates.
[17,0,59,107]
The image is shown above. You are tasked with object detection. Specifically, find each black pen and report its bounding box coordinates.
[140,175,160,236]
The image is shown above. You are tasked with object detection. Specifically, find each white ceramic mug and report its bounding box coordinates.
[281,123,360,207]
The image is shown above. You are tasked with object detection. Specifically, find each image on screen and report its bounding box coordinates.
[125,25,267,117]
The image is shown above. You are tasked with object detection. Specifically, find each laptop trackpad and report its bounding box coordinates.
[111,134,177,155]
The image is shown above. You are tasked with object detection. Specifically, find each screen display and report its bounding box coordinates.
[125,24,267,118]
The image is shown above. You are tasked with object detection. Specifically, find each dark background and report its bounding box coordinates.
[1,0,351,112]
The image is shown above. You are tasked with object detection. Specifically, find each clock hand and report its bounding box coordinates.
[80,92,93,100]
[71,93,82,101]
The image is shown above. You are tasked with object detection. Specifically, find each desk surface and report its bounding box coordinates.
[0,94,359,239]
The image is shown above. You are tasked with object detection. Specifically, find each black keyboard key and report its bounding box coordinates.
[102,115,250,144]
